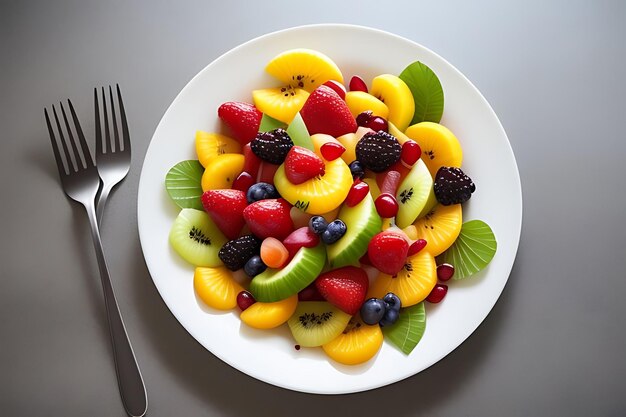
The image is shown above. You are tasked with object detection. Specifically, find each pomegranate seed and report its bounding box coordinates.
[407,239,428,256]
[380,170,401,195]
[232,171,254,193]
[437,263,455,281]
[345,179,370,207]
[320,142,346,161]
[426,284,448,303]
[236,290,256,311]
[349,75,368,93]
[401,140,421,167]
[365,116,388,133]
[375,193,399,218]
[322,80,346,100]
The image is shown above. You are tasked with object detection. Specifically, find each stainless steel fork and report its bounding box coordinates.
[94,85,131,225]
[45,100,147,417]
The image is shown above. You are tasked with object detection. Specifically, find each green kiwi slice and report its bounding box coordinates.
[286,112,314,151]
[169,208,227,267]
[327,192,382,268]
[395,159,433,228]
[287,301,352,347]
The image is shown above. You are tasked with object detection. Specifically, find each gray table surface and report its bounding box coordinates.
[2,0,625,416]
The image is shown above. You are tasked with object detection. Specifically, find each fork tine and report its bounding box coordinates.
[45,108,67,177]
[67,99,94,167]
[102,87,111,154]
[53,104,77,172]
[94,88,103,156]
[108,85,119,153]
[59,101,85,170]
[116,84,130,152]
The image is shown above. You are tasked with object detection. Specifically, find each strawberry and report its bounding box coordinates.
[284,146,325,185]
[243,198,294,240]
[201,189,247,240]
[218,101,262,145]
[300,85,357,138]
[315,266,369,315]
[367,231,409,275]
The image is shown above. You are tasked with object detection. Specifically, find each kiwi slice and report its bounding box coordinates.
[249,244,326,302]
[169,208,227,267]
[395,159,433,228]
[287,301,352,347]
[286,112,314,151]
[327,192,382,268]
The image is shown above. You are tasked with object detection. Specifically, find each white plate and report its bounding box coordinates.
[137,24,522,394]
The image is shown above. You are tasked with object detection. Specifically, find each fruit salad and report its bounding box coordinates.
[164,48,497,365]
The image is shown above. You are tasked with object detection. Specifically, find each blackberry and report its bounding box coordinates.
[250,128,293,164]
[355,131,401,173]
[433,166,476,205]
[218,234,262,271]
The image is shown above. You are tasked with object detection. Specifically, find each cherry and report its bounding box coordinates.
[375,193,399,218]
[349,75,368,93]
[345,179,370,207]
[320,142,346,161]
[237,291,256,311]
[426,284,448,303]
[322,80,346,100]
[437,263,455,281]
[401,140,421,167]
[356,110,374,126]
[366,116,388,133]
[232,171,254,193]
[407,239,428,256]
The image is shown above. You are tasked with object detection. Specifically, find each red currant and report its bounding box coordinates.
[366,116,388,133]
[426,284,448,303]
[375,193,399,218]
[401,140,421,167]
[236,290,256,311]
[320,142,346,161]
[437,263,455,281]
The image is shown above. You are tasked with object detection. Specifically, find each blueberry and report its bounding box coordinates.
[246,182,279,203]
[321,219,347,244]
[379,308,399,327]
[383,293,402,312]
[360,298,386,325]
[348,160,365,179]
[308,216,328,235]
[244,255,266,277]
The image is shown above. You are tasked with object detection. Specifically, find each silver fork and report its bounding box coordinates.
[45,101,147,417]
[94,85,131,225]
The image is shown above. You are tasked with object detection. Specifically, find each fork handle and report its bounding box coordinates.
[85,203,148,417]
[96,181,113,225]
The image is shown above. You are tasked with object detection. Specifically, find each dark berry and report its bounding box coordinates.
[218,235,262,271]
[433,166,476,205]
[379,308,399,327]
[355,131,401,173]
[321,219,347,244]
[250,128,293,164]
[356,111,388,132]
[360,298,386,325]
[356,110,374,126]
[348,160,365,179]
[308,216,328,235]
[236,291,256,311]
[383,293,402,312]
[244,255,267,277]
[246,182,279,203]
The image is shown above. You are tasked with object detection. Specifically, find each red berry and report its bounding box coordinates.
[366,116,388,133]
[367,232,409,275]
[284,146,325,185]
[345,179,370,207]
[243,198,294,240]
[437,263,455,281]
[300,85,357,138]
[349,75,368,93]
[218,102,262,146]
[282,227,320,259]
[257,161,279,184]
[356,110,374,127]
[426,284,448,303]
[407,239,428,256]
[322,80,346,100]
[232,171,254,193]
[315,266,369,315]
[401,140,421,167]
[375,193,399,218]
[237,291,256,311]
[379,170,401,195]
[298,283,326,302]
[242,143,262,178]
[320,142,346,161]
[201,189,247,240]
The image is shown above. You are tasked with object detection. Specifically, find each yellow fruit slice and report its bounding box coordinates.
[201,153,244,191]
[265,48,344,93]
[362,177,381,200]
[388,121,411,145]
[322,319,384,365]
[239,294,298,329]
[345,91,389,119]
[274,157,352,214]
[252,87,310,124]
[336,127,373,165]
[194,267,244,310]
[403,203,462,256]
[368,250,437,307]
[370,74,415,132]
[195,131,241,168]
[404,122,463,178]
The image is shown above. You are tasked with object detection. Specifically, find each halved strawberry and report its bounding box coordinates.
[284,146,325,185]
[201,189,247,240]
[243,198,294,240]
[315,266,369,315]
[218,102,262,146]
[367,231,409,275]
[300,85,357,138]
